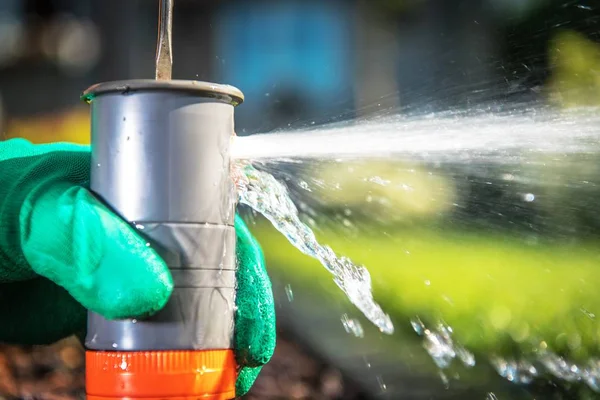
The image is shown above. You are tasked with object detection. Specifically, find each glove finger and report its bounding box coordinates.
[0,278,85,345]
[235,365,263,397]
[233,214,276,368]
[20,182,174,320]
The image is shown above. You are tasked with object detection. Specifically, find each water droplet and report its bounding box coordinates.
[111,343,118,348]
[524,193,535,202]
[366,195,373,202]
[456,344,476,367]
[411,317,425,335]
[342,218,352,227]
[298,180,311,191]
[135,224,144,230]
[491,357,538,385]
[341,314,364,338]
[439,371,450,388]
[423,331,455,369]
[367,176,390,186]
[570,364,579,373]
[145,242,151,247]
[581,307,596,320]
[285,284,294,302]
[120,360,128,370]
[96,163,101,167]
[131,319,137,324]
[424,280,431,286]
[376,376,387,391]
[414,319,475,370]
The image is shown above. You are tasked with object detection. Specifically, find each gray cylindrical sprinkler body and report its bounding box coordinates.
[82,79,243,400]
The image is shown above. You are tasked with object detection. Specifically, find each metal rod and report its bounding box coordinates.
[155,0,173,80]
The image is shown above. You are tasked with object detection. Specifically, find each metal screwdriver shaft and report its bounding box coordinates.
[156,0,173,80]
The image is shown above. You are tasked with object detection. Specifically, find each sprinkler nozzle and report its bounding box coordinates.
[83,79,244,400]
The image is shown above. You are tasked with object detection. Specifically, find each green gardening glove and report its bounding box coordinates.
[0,138,276,397]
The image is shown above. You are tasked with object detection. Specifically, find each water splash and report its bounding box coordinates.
[341,314,365,338]
[410,317,475,370]
[233,161,394,334]
[410,316,600,392]
[411,317,600,391]
[490,357,538,384]
[284,284,294,302]
[490,352,600,391]
[230,107,600,392]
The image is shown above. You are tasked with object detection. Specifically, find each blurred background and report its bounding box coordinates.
[1,0,600,399]
[1,0,599,141]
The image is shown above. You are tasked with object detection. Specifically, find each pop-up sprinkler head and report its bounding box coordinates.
[82,1,244,399]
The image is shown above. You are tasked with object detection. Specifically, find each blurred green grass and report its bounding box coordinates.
[251,218,600,362]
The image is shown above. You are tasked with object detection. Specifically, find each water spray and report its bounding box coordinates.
[82,1,243,399]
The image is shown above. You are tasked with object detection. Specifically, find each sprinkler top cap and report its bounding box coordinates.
[81,79,244,106]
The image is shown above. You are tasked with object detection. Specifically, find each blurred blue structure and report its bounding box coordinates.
[214,0,355,134]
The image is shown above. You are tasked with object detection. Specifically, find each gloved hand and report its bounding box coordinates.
[0,138,276,397]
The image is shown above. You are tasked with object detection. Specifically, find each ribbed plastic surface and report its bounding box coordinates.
[86,349,236,400]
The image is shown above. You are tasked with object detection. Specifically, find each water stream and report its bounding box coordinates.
[232,106,600,162]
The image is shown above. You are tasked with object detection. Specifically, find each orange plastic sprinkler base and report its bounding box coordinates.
[86,349,237,400]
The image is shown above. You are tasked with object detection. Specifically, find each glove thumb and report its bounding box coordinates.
[20,181,174,320]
